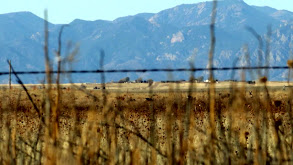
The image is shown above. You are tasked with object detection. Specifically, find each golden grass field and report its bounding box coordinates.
[0,81,292,164]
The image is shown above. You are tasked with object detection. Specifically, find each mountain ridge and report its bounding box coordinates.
[0,1,292,83]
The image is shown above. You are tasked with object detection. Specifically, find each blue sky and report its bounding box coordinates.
[0,0,292,24]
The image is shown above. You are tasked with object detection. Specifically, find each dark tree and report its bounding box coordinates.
[135,77,143,83]
[118,77,130,83]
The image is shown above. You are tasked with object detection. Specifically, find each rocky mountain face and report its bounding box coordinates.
[0,0,292,83]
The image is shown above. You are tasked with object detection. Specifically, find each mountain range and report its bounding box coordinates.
[0,0,293,83]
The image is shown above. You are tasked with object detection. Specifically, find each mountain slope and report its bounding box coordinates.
[0,0,292,83]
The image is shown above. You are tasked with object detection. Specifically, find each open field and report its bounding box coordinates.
[0,81,292,164]
[1,81,291,92]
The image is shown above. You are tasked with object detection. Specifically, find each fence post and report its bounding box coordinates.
[9,60,11,89]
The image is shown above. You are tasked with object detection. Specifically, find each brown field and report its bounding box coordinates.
[0,81,292,164]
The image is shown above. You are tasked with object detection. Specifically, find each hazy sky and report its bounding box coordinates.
[0,0,292,24]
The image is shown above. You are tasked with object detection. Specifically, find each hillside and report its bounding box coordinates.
[0,0,292,83]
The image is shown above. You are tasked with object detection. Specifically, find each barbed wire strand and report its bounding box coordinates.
[0,66,289,76]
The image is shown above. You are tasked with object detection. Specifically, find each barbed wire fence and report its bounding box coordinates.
[0,66,290,76]
[2,62,292,85]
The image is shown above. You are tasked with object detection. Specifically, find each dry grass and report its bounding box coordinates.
[0,82,292,164]
[1,1,292,164]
